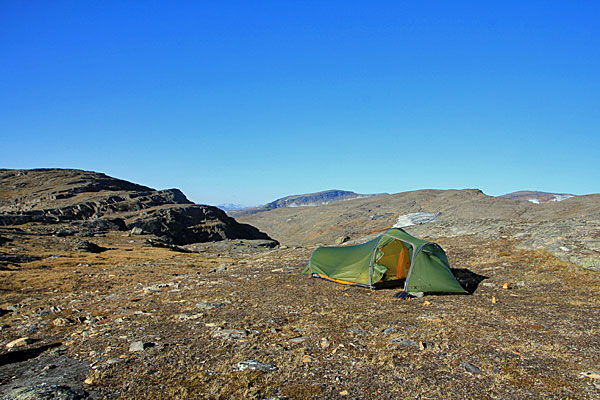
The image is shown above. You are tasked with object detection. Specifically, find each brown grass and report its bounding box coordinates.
[0,230,599,399]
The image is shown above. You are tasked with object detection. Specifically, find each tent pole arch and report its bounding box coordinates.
[402,242,429,293]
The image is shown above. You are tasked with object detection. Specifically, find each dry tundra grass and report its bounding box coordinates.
[0,228,599,399]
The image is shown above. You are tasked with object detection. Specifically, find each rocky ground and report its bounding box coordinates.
[0,226,599,399]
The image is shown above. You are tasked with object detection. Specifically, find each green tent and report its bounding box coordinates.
[302,228,465,294]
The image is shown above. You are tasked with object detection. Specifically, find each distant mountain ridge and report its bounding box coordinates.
[499,190,575,204]
[228,189,578,218]
[217,203,254,212]
[228,189,388,217]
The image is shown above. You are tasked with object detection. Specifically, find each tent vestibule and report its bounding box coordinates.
[302,228,465,294]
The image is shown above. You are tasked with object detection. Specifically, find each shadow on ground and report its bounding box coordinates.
[451,268,488,294]
[0,343,61,367]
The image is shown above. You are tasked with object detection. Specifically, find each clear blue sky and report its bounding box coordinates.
[1,1,598,206]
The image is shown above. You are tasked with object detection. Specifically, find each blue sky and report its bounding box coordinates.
[1,1,598,206]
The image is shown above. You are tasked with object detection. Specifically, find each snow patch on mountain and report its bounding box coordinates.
[552,194,574,202]
[394,212,441,228]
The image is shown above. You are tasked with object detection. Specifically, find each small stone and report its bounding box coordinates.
[302,355,314,363]
[25,326,39,334]
[53,317,73,326]
[420,315,442,322]
[6,337,33,348]
[178,312,203,321]
[319,338,330,349]
[460,362,482,374]
[391,338,419,348]
[335,236,351,245]
[347,328,368,336]
[41,364,57,371]
[196,302,225,310]
[419,341,435,350]
[131,227,143,235]
[129,341,155,352]
[289,336,309,344]
[382,328,395,334]
[580,371,600,379]
[212,328,248,340]
[236,360,278,372]
[216,263,231,272]
[143,285,162,294]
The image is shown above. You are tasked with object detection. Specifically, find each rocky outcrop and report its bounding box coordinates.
[126,205,272,245]
[0,188,192,225]
[0,169,276,245]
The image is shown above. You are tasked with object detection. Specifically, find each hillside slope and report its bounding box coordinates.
[0,169,274,245]
[499,190,575,204]
[237,189,600,269]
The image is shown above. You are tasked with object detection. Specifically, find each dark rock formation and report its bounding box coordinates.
[0,169,275,245]
[126,205,272,245]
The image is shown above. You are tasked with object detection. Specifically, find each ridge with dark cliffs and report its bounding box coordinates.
[0,169,275,245]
